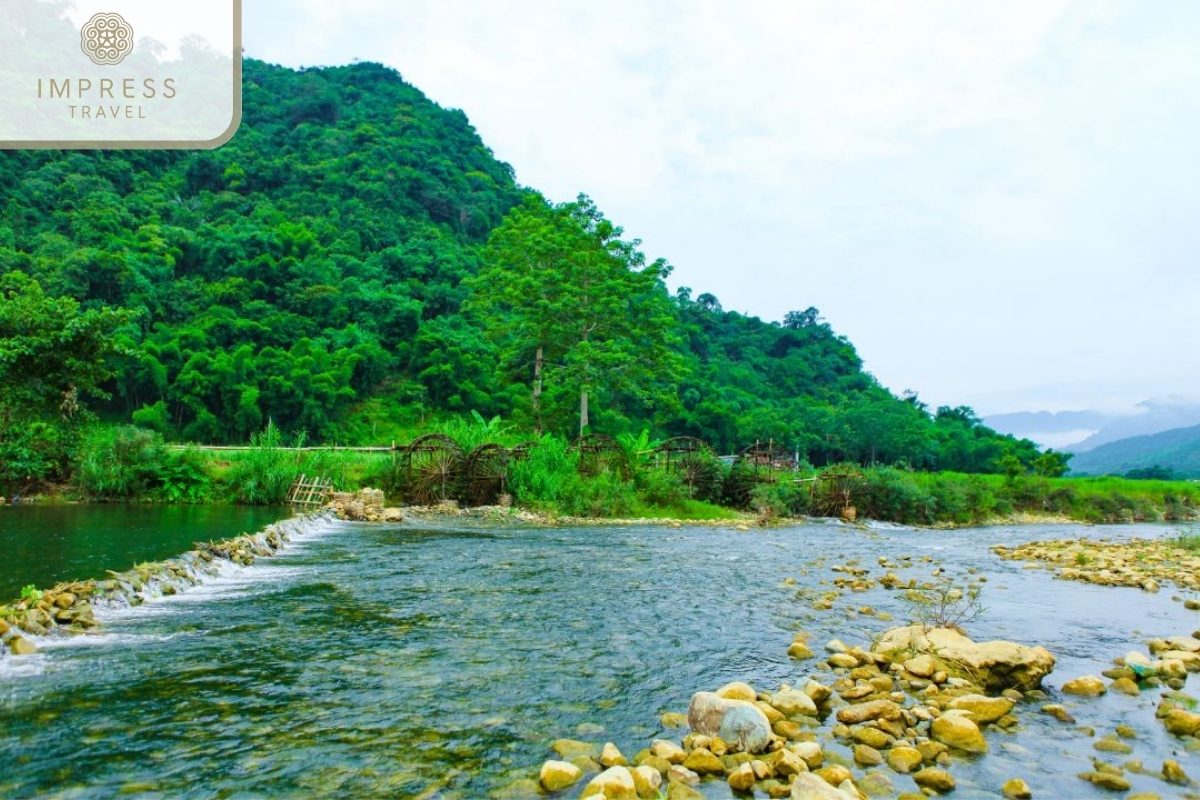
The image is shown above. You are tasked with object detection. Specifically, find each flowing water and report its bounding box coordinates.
[2,513,1198,799]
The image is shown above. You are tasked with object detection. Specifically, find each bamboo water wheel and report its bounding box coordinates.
[402,433,463,505]
[654,437,722,500]
[723,439,795,508]
[569,434,630,479]
[463,443,511,506]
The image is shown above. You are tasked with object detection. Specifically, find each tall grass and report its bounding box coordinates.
[221,422,302,505]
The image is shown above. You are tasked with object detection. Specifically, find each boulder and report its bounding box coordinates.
[540,760,583,792]
[580,766,638,800]
[931,712,988,753]
[872,625,1055,692]
[789,641,816,660]
[946,694,1015,724]
[1162,759,1190,785]
[687,692,772,754]
[903,654,937,678]
[853,744,882,766]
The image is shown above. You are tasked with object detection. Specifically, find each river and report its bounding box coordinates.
[1,512,1198,798]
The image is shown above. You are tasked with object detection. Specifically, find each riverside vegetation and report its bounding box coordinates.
[4,416,1199,527]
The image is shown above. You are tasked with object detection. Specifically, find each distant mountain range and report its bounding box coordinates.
[985,396,1200,452]
[1065,423,1200,479]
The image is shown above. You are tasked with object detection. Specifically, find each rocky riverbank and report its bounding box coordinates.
[0,511,331,659]
[531,623,1061,799]
[993,536,1200,598]
[532,618,1200,799]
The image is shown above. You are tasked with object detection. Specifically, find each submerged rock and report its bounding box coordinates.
[789,772,857,799]
[1002,778,1032,799]
[7,635,37,655]
[1062,675,1107,696]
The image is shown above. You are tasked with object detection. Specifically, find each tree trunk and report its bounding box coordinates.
[578,388,589,437]
[532,345,544,436]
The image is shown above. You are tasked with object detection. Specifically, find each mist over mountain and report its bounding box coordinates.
[986,396,1200,452]
[1067,422,1200,479]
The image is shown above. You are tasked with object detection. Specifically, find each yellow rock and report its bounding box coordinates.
[717,681,757,702]
[912,767,956,793]
[630,765,662,798]
[727,762,755,792]
[600,742,628,768]
[539,760,583,792]
[931,713,988,753]
[579,766,638,800]
[1062,675,1107,696]
[886,746,923,774]
[682,748,725,776]
[1001,777,1032,799]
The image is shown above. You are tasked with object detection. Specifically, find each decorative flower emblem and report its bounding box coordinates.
[80,12,135,66]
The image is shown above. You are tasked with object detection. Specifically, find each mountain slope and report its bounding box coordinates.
[0,58,1044,473]
[1068,423,1200,478]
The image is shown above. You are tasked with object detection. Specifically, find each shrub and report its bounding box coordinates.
[902,574,985,632]
[558,469,637,518]
[750,480,811,521]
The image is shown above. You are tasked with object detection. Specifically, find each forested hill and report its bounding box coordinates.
[0,58,1048,473]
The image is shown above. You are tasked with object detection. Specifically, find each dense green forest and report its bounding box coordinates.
[0,58,1059,488]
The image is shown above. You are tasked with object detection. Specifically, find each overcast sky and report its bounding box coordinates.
[238,1,1200,416]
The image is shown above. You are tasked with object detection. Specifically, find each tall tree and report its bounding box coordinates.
[467,193,684,436]
[0,270,132,481]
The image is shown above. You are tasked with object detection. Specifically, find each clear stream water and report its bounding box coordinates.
[1,512,1198,799]
[0,504,288,599]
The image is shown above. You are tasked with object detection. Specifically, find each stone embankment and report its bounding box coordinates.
[534,625,1061,799]
[0,511,330,659]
